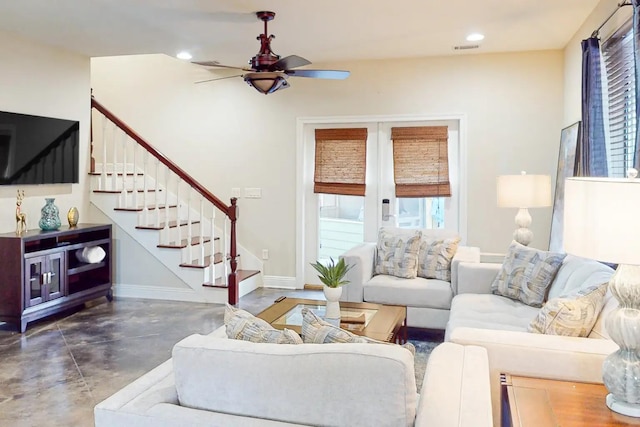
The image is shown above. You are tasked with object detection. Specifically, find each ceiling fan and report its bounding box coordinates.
[192,11,350,94]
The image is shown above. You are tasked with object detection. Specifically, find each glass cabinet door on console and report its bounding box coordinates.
[24,252,65,308]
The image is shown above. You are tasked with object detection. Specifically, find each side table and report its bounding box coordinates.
[500,373,640,427]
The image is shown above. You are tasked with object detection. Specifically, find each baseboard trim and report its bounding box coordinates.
[112,284,224,303]
[263,276,300,289]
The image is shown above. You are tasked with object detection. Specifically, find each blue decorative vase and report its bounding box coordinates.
[39,198,61,231]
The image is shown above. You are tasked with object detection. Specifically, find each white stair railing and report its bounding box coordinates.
[91,96,240,303]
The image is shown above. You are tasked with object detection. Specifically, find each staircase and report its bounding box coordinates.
[89,97,261,304]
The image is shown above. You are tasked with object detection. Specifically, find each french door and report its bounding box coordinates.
[299,116,464,286]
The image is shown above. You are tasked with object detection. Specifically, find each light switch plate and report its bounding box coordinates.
[244,188,262,198]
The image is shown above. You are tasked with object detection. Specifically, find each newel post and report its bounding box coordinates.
[227,197,239,305]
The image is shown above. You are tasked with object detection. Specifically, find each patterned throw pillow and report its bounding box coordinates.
[528,283,608,337]
[417,236,461,281]
[374,227,422,279]
[491,241,566,308]
[300,308,416,355]
[224,304,302,344]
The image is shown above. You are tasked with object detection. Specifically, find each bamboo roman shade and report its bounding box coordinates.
[391,126,451,197]
[314,128,367,196]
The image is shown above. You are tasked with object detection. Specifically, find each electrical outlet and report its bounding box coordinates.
[262,249,269,260]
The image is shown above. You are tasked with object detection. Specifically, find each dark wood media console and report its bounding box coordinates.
[0,223,112,332]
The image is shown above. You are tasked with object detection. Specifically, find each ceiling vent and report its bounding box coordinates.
[453,44,480,50]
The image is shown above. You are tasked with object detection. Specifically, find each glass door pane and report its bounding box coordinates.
[26,257,44,307]
[318,194,364,261]
[397,198,445,229]
[47,253,64,300]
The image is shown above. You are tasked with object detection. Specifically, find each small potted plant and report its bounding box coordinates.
[310,257,352,319]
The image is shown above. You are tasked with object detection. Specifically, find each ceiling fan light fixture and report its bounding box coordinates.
[176,51,192,60]
[244,72,289,94]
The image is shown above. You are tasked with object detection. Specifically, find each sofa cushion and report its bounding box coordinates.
[364,274,453,309]
[547,255,614,299]
[417,236,461,281]
[416,343,493,427]
[491,241,566,307]
[445,293,540,340]
[172,334,418,427]
[529,283,609,337]
[224,304,303,344]
[374,227,422,279]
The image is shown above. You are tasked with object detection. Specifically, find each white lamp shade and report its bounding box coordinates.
[563,177,640,265]
[497,174,552,208]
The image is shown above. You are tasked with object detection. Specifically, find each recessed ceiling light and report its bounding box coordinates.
[176,51,192,60]
[466,33,485,42]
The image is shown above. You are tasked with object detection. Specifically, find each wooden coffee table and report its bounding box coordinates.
[256,297,406,343]
[500,373,640,426]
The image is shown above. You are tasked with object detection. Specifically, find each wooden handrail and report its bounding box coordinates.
[91,96,241,304]
[91,96,232,217]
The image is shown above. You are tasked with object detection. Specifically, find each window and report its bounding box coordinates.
[313,128,367,195]
[391,126,451,197]
[602,19,636,177]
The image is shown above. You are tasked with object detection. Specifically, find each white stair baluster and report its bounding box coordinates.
[163,166,170,245]
[141,151,148,226]
[131,139,137,208]
[187,188,193,264]
[119,133,127,208]
[111,128,118,191]
[223,217,229,280]
[199,195,205,265]
[176,178,182,253]
[209,203,216,283]
[100,117,108,190]
[154,158,160,228]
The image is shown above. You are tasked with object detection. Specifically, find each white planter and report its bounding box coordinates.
[323,285,343,319]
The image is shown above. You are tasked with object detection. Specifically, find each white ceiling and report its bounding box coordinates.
[0,0,600,66]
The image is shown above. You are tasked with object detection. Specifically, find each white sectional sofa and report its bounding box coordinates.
[95,327,493,427]
[445,254,619,426]
[340,228,480,329]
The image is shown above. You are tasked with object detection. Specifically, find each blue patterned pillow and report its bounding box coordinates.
[491,241,566,307]
[417,236,461,281]
[528,283,608,337]
[374,227,422,279]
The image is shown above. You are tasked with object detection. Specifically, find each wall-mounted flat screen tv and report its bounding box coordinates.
[0,110,80,185]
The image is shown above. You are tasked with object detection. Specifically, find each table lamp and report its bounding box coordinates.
[497,171,552,246]
[563,174,640,417]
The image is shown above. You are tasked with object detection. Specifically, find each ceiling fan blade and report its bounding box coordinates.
[192,61,253,71]
[269,55,312,71]
[195,74,243,84]
[284,69,350,79]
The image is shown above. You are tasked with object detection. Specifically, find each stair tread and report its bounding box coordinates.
[136,219,200,230]
[89,172,144,176]
[115,204,178,212]
[180,252,223,268]
[158,236,219,248]
[94,189,161,194]
[203,269,261,288]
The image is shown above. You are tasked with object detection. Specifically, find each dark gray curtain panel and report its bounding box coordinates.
[580,37,608,177]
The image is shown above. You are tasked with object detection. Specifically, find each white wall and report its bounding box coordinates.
[0,30,90,234]
[92,50,563,277]
[564,0,632,126]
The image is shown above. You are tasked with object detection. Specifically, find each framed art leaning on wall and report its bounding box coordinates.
[548,121,580,252]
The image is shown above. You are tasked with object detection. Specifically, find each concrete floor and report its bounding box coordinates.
[0,287,322,427]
